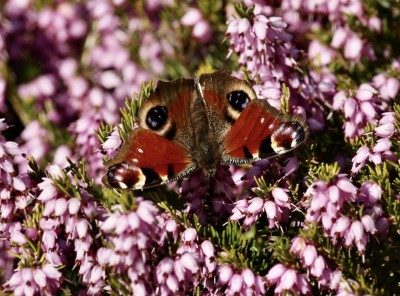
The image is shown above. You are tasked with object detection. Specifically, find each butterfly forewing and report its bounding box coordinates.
[222,99,308,164]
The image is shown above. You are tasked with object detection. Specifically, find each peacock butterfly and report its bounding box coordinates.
[103,70,308,190]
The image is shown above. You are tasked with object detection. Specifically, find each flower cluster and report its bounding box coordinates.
[230,187,291,229]
[290,238,343,289]
[332,83,382,139]
[4,265,62,295]
[352,112,398,173]
[1,0,152,180]
[226,13,299,108]
[305,176,386,253]
[97,199,161,294]
[1,0,400,294]
[218,265,265,295]
[266,263,310,294]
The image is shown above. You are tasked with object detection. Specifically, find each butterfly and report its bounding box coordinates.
[103,70,308,190]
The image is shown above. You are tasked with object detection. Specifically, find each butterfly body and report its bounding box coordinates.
[103,70,308,190]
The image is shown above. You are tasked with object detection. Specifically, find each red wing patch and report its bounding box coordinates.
[104,129,194,189]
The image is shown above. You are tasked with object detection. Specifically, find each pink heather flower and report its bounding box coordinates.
[344,34,363,61]
[218,265,234,285]
[308,40,335,67]
[201,240,215,258]
[182,228,197,245]
[290,237,307,257]
[361,215,377,234]
[266,263,286,284]
[4,265,61,295]
[352,112,397,173]
[247,197,264,213]
[227,273,243,294]
[280,269,297,290]
[267,264,311,294]
[303,245,317,266]
[155,253,199,294]
[306,177,384,252]
[181,8,202,26]
[332,216,351,236]
[230,187,291,229]
[333,82,383,139]
[373,73,399,100]
[360,181,382,204]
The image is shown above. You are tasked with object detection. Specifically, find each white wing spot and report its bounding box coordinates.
[133,158,139,163]
[138,148,144,153]
[260,117,265,124]
[118,182,128,189]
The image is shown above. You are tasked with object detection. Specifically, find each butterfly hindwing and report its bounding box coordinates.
[103,129,195,189]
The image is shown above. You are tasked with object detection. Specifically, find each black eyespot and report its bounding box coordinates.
[227,91,251,111]
[146,106,168,130]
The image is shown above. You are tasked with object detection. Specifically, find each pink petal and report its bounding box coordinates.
[361,215,377,234]
[182,228,197,243]
[179,253,198,273]
[331,27,348,48]
[218,265,233,285]
[336,178,357,194]
[181,8,202,26]
[242,269,255,287]
[303,245,317,266]
[280,269,297,289]
[373,138,391,153]
[229,274,243,292]
[42,264,61,280]
[201,240,215,258]
[266,263,286,283]
[54,198,68,216]
[248,197,264,214]
[238,18,251,34]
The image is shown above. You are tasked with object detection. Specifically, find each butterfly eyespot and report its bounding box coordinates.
[146,106,168,130]
[227,90,251,112]
[104,163,146,189]
[271,121,306,154]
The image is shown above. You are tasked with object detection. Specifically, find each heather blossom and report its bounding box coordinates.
[218,266,265,295]
[333,83,381,139]
[4,265,62,296]
[266,263,310,294]
[352,112,397,173]
[230,187,291,229]
[304,176,385,253]
[181,8,212,43]
[290,237,344,291]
